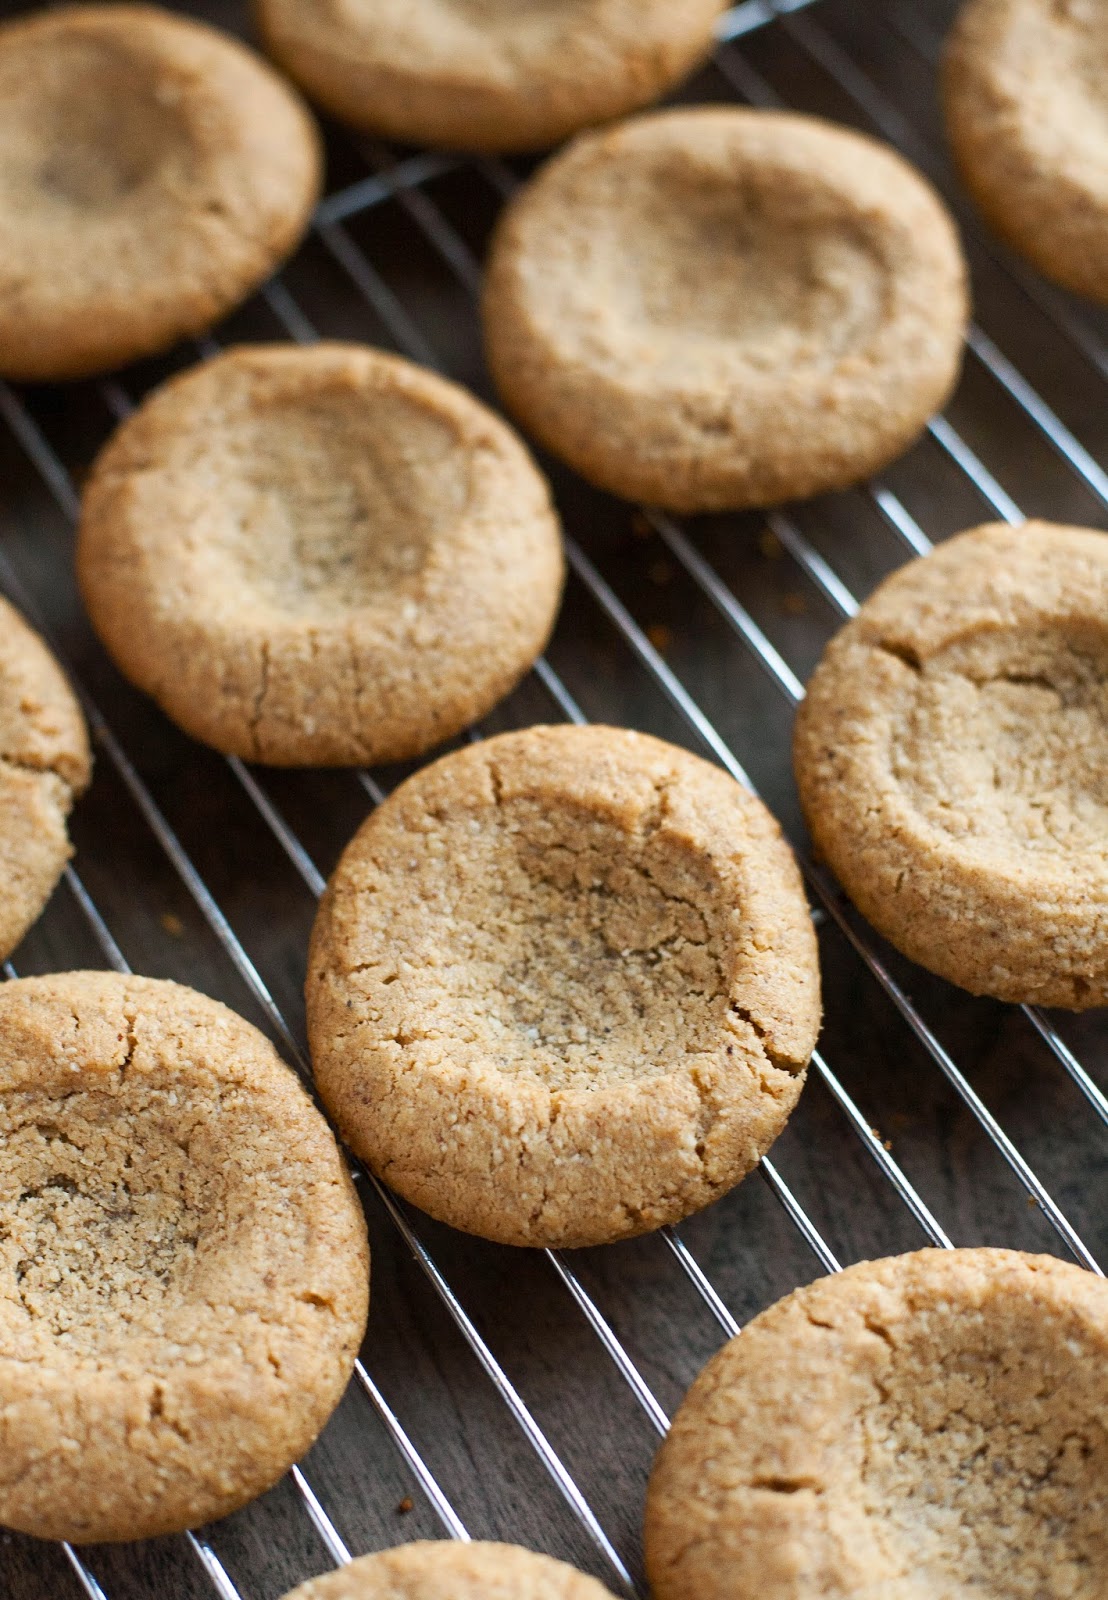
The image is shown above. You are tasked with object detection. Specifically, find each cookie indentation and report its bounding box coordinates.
[645,1249,1108,1600]
[0,4,321,381]
[794,519,1108,1007]
[307,724,821,1248]
[484,108,968,512]
[77,343,564,767]
[0,972,369,1545]
[198,391,468,616]
[889,625,1108,859]
[862,1298,1105,1592]
[6,1113,211,1347]
[567,169,886,370]
[405,795,729,1086]
[28,40,186,208]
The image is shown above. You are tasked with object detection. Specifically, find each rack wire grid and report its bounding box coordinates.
[2,0,1107,1594]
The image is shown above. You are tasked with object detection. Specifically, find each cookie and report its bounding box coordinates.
[77,343,564,767]
[944,0,1108,305]
[0,597,91,962]
[0,971,369,1543]
[278,1541,618,1600]
[0,4,321,382]
[307,724,821,1249]
[793,520,1108,1009]
[645,1247,1108,1600]
[483,108,969,514]
[254,0,727,153]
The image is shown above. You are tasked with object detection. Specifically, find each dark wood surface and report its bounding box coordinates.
[2,0,1107,1595]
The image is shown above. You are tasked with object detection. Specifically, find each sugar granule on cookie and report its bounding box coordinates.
[645,1248,1108,1600]
[483,107,968,513]
[277,1540,619,1599]
[945,0,1108,306]
[0,3,321,381]
[0,971,369,1543]
[254,0,727,153]
[307,723,821,1249]
[0,596,90,961]
[793,519,1108,1008]
[77,343,564,767]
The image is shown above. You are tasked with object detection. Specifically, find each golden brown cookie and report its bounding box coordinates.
[483,107,969,513]
[944,0,1108,304]
[77,343,564,767]
[0,971,369,1543]
[645,1247,1108,1600]
[254,0,727,153]
[307,724,821,1249]
[0,597,90,961]
[0,4,321,382]
[793,520,1108,1009]
[278,1541,618,1600]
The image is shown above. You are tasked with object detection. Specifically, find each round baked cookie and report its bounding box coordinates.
[483,108,969,513]
[645,1248,1108,1600]
[0,597,90,961]
[0,971,369,1543]
[278,1541,618,1600]
[793,520,1108,1008]
[307,723,821,1249]
[0,4,321,382]
[77,343,564,767]
[944,0,1108,305]
[254,0,726,153]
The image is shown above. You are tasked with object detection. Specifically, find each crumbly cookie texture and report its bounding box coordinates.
[944,0,1108,305]
[254,0,726,153]
[279,1541,618,1599]
[307,724,821,1249]
[0,971,369,1543]
[645,1248,1108,1600]
[0,4,321,381]
[793,520,1108,1008]
[77,343,564,767]
[483,107,968,513]
[0,597,90,960]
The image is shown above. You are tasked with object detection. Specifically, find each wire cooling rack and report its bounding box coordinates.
[2,0,1107,1595]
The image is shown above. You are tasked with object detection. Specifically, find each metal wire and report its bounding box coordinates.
[370,143,1098,1276]
[0,417,631,1598]
[0,910,464,1599]
[61,1548,111,1600]
[97,366,668,1564]
[249,233,943,1277]
[711,13,1108,1133]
